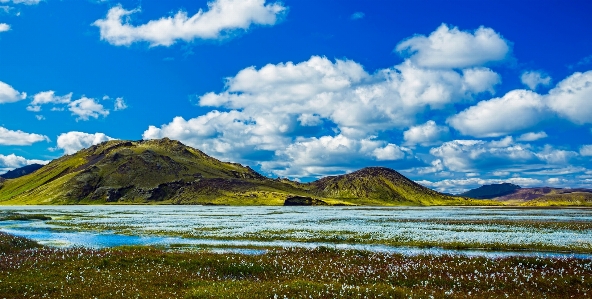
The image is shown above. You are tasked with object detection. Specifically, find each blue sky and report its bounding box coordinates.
[0,0,591,193]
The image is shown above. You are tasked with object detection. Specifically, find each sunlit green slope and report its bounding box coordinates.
[0,138,487,206]
[308,167,488,206]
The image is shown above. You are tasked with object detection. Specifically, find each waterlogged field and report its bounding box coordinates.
[1,206,592,298]
[1,206,592,254]
[1,232,592,299]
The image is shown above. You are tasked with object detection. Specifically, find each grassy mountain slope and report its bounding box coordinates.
[0,138,490,206]
[308,167,488,206]
[0,139,309,205]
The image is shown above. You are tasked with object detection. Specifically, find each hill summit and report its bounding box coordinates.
[0,138,480,206]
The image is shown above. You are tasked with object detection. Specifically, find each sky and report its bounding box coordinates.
[0,0,591,194]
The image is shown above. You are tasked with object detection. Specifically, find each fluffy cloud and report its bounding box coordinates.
[27,91,72,111]
[262,135,409,177]
[0,81,26,103]
[143,111,294,161]
[394,62,500,108]
[448,70,592,138]
[429,138,535,172]
[403,120,449,146]
[429,137,578,173]
[55,131,114,155]
[0,23,9,32]
[68,97,109,121]
[199,55,500,138]
[395,24,511,69]
[448,90,548,137]
[93,0,287,47]
[144,114,411,178]
[0,126,49,145]
[113,97,127,111]
[546,70,592,124]
[145,24,508,177]
[517,131,547,142]
[579,145,592,157]
[418,177,543,194]
[521,71,551,90]
[0,153,48,174]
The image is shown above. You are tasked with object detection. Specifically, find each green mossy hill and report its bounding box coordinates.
[308,167,482,205]
[0,138,308,205]
[0,138,489,206]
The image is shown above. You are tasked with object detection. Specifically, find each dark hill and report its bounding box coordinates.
[460,183,521,199]
[0,164,44,179]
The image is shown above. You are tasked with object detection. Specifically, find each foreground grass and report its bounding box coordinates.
[1,232,591,298]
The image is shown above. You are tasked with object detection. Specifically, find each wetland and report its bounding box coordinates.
[1,206,592,298]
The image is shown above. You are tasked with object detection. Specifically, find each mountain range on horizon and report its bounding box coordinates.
[0,138,589,206]
[459,183,592,206]
[0,138,481,206]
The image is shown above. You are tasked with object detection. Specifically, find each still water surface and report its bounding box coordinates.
[1,206,591,258]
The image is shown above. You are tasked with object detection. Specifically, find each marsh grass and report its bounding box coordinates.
[1,232,591,298]
[40,221,592,253]
[0,212,52,221]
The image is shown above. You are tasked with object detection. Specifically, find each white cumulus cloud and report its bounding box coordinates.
[0,153,48,174]
[56,131,114,155]
[0,126,49,145]
[199,55,500,138]
[27,90,72,111]
[262,135,409,178]
[0,23,9,32]
[395,24,511,69]
[521,70,551,90]
[580,145,592,157]
[68,97,110,121]
[0,81,26,104]
[448,89,549,137]
[546,70,592,125]
[517,131,547,141]
[93,0,287,47]
[429,137,577,174]
[144,25,510,178]
[403,120,449,146]
[114,97,127,111]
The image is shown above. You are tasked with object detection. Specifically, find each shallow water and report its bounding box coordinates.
[1,206,591,258]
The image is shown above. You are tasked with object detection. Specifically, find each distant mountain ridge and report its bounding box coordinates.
[461,184,592,206]
[0,138,483,206]
[0,164,44,179]
[459,183,521,199]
